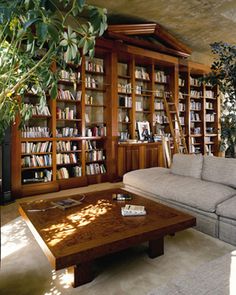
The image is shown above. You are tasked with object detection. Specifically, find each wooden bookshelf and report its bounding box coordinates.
[11,37,220,198]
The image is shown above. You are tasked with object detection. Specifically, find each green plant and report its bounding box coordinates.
[201,42,236,156]
[0,0,107,141]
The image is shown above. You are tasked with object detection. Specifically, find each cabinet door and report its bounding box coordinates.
[145,145,159,168]
[126,146,140,172]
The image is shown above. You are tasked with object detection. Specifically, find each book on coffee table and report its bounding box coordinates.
[121,204,146,216]
[51,198,82,210]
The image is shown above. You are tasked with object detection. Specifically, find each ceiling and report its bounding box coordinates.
[87,0,236,64]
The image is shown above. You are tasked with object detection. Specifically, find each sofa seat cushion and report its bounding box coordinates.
[216,196,236,220]
[123,168,236,213]
[171,153,203,179]
[202,155,236,189]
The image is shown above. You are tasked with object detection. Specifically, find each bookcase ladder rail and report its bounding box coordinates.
[163,92,188,154]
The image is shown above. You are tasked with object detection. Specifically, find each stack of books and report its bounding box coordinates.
[121,205,146,216]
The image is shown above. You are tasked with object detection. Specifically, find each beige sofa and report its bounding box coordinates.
[123,154,236,245]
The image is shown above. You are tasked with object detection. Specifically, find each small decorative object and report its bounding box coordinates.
[125,115,129,123]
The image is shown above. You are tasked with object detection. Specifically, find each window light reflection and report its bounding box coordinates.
[41,199,113,247]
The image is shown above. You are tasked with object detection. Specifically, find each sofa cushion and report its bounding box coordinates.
[124,168,236,212]
[170,153,203,179]
[216,196,236,220]
[202,156,236,189]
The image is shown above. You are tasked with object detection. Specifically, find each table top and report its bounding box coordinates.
[19,188,196,270]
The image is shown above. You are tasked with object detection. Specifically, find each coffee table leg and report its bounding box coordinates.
[148,237,164,258]
[68,261,93,287]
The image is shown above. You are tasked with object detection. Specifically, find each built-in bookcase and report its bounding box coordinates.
[204,84,219,156]
[189,73,204,154]
[12,48,110,196]
[11,41,220,197]
[117,60,132,141]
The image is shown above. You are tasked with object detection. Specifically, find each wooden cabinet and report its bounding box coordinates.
[117,142,164,177]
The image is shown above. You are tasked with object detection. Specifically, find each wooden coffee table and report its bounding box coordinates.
[19,188,196,287]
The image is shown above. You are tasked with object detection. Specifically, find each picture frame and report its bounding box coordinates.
[137,121,150,141]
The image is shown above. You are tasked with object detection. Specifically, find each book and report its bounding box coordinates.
[51,198,82,210]
[121,204,146,216]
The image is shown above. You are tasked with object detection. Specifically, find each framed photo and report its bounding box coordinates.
[137,121,150,141]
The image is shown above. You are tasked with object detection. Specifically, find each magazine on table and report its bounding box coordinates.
[51,198,82,210]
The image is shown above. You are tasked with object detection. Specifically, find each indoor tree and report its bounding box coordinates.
[202,42,236,157]
[0,0,107,141]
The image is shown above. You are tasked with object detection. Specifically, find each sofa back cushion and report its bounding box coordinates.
[170,153,203,179]
[202,156,236,188]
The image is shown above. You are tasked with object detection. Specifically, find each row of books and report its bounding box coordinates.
[86,150,105,162]
[56,153,78,165]
[30,104,51,116]
[190,90,203,98]
[154,100,164,110]
[85,76,99,88]
[119,95,132,108]
[179,77,185,87]
[57,166,82,179]
[57,89,82,101]
[85,59,104,73]
[135,68,150,80]
[191,127,201,134]
[85,94,95,105]
[59,70,80,82]
[136,101,143,111]
[56,127,80,138]
[155,113,169,124]
[85,140,98,151]
[190,77,201,87]
[190,100,201,110]
[56,141,78,152]
[21,141,52,154]
[179,116,185,126]
[190,112,201,121]
[179,102,186,112]
[206,102,214,109]
[205,90,215,98]
[56,107,77,120]
[206,113,215,122]
[85,125,106,137]
[21,127,51,138]
[22,169,52,183]
[22,154,52,168]
[86,163,106,175]
[118,83,132,94]
[155,71,168,83]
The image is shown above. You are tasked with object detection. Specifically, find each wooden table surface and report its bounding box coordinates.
[19,188,196,272]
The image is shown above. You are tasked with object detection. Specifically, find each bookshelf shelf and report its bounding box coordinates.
[22,166,52,171]
[21,152,53,156]
[57,119,82,122]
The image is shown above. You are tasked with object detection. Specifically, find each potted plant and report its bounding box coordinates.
[202,42,236,157]
[0,0,107,141]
